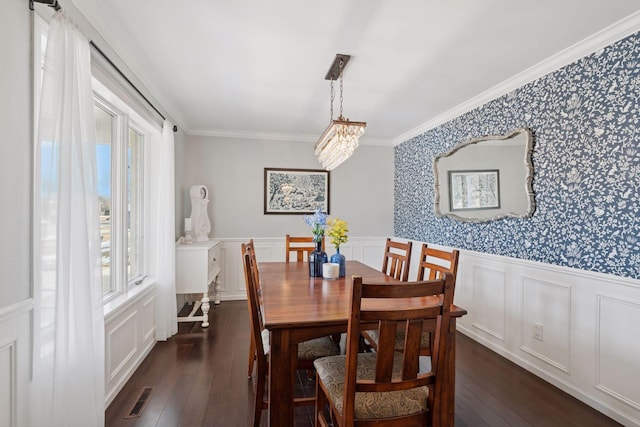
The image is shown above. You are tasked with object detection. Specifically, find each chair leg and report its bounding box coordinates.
[253,364,266,427]
[315,376,326,427]
[247,336,256,378]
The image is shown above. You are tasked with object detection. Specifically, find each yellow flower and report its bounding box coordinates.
[327,218,349,249]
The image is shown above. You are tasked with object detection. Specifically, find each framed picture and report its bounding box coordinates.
[448,169,500,211]
[264,168,330,214]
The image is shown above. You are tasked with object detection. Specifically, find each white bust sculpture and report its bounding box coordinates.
[189,185,211,242]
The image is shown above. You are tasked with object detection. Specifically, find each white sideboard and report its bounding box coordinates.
[175,239,221,327]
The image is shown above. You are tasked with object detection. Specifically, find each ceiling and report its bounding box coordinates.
[70,0,640,145]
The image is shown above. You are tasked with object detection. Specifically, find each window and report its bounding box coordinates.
[94,94,150,299]
[94,103,115,294]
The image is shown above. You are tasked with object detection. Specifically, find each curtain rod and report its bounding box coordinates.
[29,0,60,11]
[29,0,178,131]
[89,41,167,123]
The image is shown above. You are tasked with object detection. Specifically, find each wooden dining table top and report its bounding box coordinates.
[259,260,467,331]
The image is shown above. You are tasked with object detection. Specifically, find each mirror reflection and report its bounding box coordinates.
[434,128,535,222]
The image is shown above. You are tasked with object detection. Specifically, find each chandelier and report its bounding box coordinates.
[314,54,366,171]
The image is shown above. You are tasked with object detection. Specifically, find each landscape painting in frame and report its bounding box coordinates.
[264,168,330,214]
[449,169,500,211]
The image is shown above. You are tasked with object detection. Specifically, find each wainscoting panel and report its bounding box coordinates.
[0,337,16,427]
[0,299,32,427]
[520,277,572,373]
[596,295,640,411]
[455,249,640,427]
[104,284,156,406]
[141,294,156,343]
[361,241,386,269]
[470,265,507,341]
[107,310,138,382]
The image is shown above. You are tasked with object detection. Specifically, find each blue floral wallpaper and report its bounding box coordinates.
[395,31,640,279]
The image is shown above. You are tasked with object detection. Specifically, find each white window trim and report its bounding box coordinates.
[93,80,159,304]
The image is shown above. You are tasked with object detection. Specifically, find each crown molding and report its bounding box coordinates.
[188,128,392,146]
[392,11,640,146]
[189,128,318,142]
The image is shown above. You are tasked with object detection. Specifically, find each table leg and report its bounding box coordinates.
[439,317,457,427]
[268,329,295,427]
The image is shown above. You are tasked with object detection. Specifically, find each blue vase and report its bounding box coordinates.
[309,239,327,277]
[330,248,346,278]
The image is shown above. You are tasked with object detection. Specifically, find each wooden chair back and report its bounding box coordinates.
[285,234,324,262]
[416,244,459,283]
[381,238,413,281]
[241,242,270,426]
[242,242,266,367]
[245,240,261,378]
[342,273,455,426]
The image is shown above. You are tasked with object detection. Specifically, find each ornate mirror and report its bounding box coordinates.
[434,128,535,222]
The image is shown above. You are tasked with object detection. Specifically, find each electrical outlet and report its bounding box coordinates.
[533,322,543,341]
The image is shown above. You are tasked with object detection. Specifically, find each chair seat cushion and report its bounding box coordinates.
[366,328,431,352]
[314,353,429,420]
[262,330,339,360]
[298,336,341,360]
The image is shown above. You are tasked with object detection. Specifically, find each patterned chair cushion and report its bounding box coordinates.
[298,336,341,360]
[314,353,429,420]
[262,330,339,360]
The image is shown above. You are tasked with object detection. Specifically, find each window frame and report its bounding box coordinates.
[93,84,155,302]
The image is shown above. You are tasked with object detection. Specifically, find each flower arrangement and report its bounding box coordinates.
[327,218,349,250]
[303,209,328,242]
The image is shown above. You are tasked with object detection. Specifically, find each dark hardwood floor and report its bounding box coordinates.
[106,301,621,427]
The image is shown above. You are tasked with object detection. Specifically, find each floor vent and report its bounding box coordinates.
[124,386,153,418]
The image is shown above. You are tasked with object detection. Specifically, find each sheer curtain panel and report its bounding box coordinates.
[153,121,178,340]
[32,12,105,427]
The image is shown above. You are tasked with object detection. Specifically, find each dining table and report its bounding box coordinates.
[259,260,467,427]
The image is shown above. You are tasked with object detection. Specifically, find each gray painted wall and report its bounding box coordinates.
[1,0,32,307]
[182,136,394,238]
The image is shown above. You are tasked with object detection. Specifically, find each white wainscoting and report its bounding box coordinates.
[0,299,32,427]
[213,236,389,301]
[454,249,640,427]
[104,282,157,406]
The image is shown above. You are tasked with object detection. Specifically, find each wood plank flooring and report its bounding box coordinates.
[105,301,622,427]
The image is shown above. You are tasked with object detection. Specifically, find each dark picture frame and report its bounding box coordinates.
[449,169,500,211]
[264,168,330,214]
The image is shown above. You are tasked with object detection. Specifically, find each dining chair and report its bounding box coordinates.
[245,239,258,378]
[381,238,413,281]
[361,238,413,350]
[313,273,455,427]
[285,234,324,262]
[241,242,340,427]
[365,243,460,356]
[416,244,459,282]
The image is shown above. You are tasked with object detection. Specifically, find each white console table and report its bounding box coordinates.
[175,239,221,327]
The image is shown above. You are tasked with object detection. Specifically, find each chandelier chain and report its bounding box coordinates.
[330,80,334,122]
[339,59,344,118]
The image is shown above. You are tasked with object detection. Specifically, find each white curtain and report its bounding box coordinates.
[31,12,105,427]
[153,121,178,340]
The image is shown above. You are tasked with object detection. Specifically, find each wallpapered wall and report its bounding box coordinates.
[395,31,640,279]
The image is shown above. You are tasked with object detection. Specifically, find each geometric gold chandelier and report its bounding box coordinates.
[314,54,366,171]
